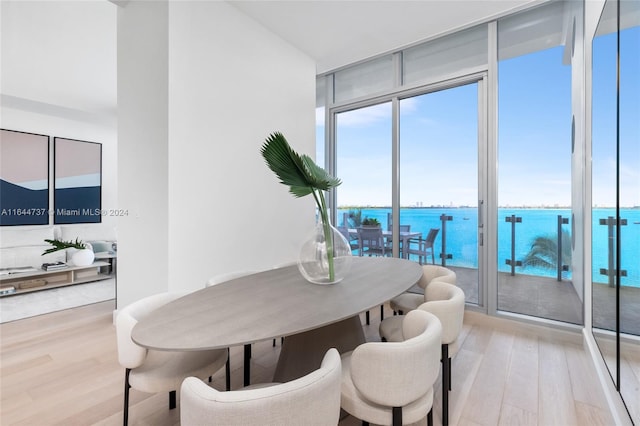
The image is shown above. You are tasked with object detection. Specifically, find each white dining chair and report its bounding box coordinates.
[379,281,465,426]
[116,291,228,426]
[390,264,457,315]
[341,309,442,426]
[181,348,342,426]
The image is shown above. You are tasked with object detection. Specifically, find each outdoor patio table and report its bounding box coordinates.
[131,256,422,382]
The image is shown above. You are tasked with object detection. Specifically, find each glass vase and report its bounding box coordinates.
[298,217,353,285]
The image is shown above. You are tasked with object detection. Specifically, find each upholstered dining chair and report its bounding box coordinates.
[206,270,257,388]
[390,264,457,315]
[341,309,442,426]
[116,292,228,426]
[379,281,465,426]
[180,348,342,426]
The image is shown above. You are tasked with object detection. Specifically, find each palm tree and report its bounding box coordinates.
[521,230,572,271]
[347,209,363,228]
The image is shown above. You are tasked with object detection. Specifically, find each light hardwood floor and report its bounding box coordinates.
[0,300,616,426]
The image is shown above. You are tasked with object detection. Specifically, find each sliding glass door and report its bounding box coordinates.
[398,82,483,305]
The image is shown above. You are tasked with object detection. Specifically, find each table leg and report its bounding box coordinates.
[272,315,366,382]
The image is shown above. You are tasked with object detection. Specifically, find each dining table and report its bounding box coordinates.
[131,256,423,383]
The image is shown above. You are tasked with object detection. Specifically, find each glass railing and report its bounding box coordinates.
[338,207,640,289]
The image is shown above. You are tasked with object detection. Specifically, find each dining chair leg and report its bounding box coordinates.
[442,344,450,426]
[380,304,384,321]
[244,344,251,386]
[123,368,131,426]
[273,338,276,347]
[169,390,176,409]
[365,310,370,325]
[427,408,433,426]
[449,357,452,391]
[225,348,231,391]
[392,406,402,426]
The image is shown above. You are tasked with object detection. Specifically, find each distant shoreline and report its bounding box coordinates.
[338,205,640,210]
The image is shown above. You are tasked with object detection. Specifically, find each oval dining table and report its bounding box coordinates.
[131,256,423,383]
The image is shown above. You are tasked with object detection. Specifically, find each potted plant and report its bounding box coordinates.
[43,238,95,266]
[261,131,352,284]
[361,217,381,227]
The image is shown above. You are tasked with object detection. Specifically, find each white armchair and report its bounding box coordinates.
[380,281,465,426]
[341,310,442,426]
[390,264,457,315]
[180,348,342,426]
[116,292,228,426]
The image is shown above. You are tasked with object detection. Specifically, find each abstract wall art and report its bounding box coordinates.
[54,137,102,224]
[0,129,50,226]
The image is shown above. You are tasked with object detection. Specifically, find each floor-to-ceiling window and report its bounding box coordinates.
[496,2,583,324]
[320,2,588,325]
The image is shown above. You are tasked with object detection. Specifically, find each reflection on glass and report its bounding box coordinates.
[592,0,640,421]
[497,2,581,324]
[618,0,640,422]
[591,0,619,387]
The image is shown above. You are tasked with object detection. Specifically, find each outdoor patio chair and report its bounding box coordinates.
[338,226,360,252]
[357,226,388,257]
[406,228,439,265]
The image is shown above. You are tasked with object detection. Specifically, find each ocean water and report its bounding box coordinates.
[338,207,640,288]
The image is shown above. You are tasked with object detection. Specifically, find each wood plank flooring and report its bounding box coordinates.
[0,300,616,426]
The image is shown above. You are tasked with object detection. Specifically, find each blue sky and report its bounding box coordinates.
[317,26,639,208]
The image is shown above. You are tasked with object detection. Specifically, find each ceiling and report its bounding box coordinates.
[1,0,538,122]
[231,0,539,74]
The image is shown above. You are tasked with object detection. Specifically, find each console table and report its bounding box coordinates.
[0,261,113,297]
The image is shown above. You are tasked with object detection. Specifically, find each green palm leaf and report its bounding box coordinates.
[521,230,572,271]
[260,132,341,197]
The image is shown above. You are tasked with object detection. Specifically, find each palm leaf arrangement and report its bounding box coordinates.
[261,131,342,281]
[42,238,86,255]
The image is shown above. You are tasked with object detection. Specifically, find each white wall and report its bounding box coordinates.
[167,1,316,293]
[117,1,316,306]
[117,0,170,307]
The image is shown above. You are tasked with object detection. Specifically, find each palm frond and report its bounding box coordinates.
[42,238,86,255]
[260,132,341,197]
[521,230,572,270]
